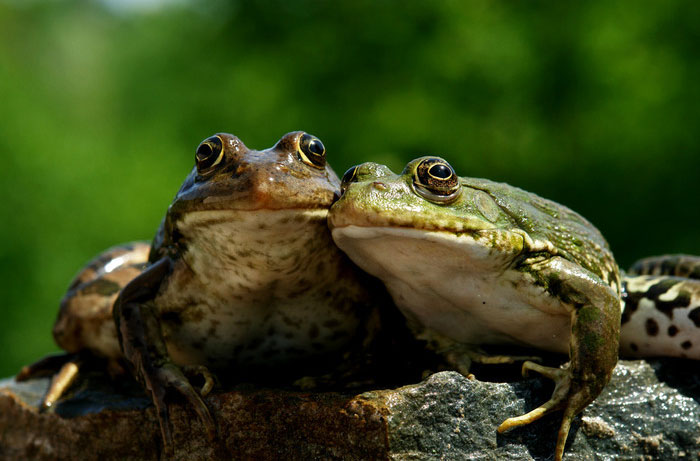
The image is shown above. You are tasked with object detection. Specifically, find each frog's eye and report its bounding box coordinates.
[412,157,461,203]
[297,133,326,169]
[195,136,224,173]
[340,165,359,196]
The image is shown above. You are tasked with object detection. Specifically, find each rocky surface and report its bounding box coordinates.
[1,359,699,460]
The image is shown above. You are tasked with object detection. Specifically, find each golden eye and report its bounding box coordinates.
[339,165,359,196]
[297,133,326,169]
[195,135,224,173]
[413,157,461,203]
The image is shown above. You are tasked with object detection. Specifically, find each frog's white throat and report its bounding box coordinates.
[331,225,572,353]
[331,225,514,276]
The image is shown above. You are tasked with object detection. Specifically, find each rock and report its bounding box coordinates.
[1,360,699,460]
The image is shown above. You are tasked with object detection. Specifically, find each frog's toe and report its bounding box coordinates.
[499,361,596,461]
[16,353,83,411]
[498,362,570,433]
[167,371,216,440]
[148,363,217,452]
[181,364,216,397]
[41,361,81,411]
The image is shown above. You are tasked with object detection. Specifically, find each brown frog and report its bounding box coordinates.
[20,132,379,456]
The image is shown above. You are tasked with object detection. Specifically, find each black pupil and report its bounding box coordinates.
[429,164,452,179]
[196,143,213,160]
[308,139,324,156]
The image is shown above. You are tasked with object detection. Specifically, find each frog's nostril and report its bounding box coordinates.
[372,181,387,191]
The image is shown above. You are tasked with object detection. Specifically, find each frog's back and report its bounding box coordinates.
[465,177,620,290]
[53,242,150,358]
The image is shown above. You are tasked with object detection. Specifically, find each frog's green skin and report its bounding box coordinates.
[328,157,622,461]
[21,132,378,456]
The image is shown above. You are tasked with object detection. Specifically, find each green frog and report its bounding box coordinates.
[328,156,623,461]
[329,157,700,460]
[20,132,379,456]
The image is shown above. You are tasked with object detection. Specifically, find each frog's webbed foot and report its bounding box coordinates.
[144,362,217,457]
[498,361,594,461]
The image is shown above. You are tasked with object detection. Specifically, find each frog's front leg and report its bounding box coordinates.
[498,256,620,461]
[114,257,216,455]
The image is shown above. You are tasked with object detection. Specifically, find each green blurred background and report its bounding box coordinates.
[1,0,698,377]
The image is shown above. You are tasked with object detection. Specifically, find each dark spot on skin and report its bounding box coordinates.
[183,308,206,323]
[323,319,341,329]
[161,311,183,327]
[191,340,205,350]
[620,281,635,325]
[282,314,301,328]
[309,324,319,339]
[262,348,278,359]
[329,330,348,341]
[622,279,691,320]
[267,326,276,336]
[682,341,692,350]
[645,318,659,336]
[668,325,679,337]
[482,301,486,305]
[245,337,263,351]
[630,342,639,352]
[81,279,122,296]
[661,258,680,276]
[688,307,700,327]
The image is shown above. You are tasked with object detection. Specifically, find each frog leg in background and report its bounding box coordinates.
[114,257,216,456]
[15,243,150,409]
[628,254,700,279]
[497,256,621,461]
[16,352,82,409]
[621,273,700,359]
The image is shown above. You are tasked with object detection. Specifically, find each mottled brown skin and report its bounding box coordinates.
[113,132,378,456]
[16,243,150,404]
[53,243,151,360]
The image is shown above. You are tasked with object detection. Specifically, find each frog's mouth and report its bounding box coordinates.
[331,225,521,278]
[177,208,330,233]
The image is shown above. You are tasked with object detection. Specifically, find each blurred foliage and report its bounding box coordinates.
[0,0,699,376]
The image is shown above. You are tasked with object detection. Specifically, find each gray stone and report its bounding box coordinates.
[1,359,699,460]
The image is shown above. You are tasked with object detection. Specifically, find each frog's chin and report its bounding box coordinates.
[331,225,520,277]
[178,208,329,229]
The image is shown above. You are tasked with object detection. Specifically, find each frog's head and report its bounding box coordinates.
[170,131,340,216]
[330,156,620,293]
[330,156,509,234]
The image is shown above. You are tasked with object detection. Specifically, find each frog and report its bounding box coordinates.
[328,156,622,461]
[17,242,152,407]
[19,131,380,456]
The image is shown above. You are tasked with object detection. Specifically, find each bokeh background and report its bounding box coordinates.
[1,0,699,377]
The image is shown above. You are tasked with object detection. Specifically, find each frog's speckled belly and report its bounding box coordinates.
[154,209,365,371]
